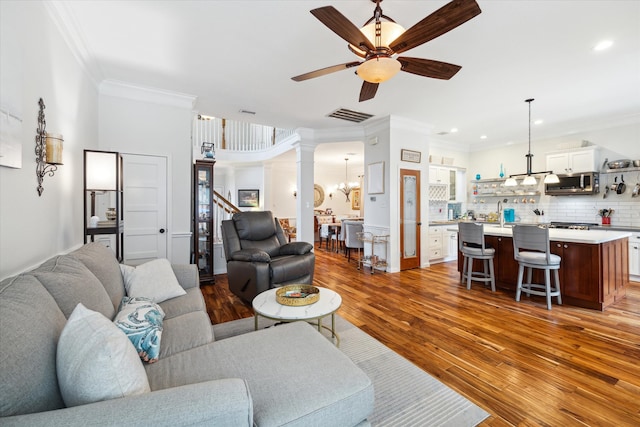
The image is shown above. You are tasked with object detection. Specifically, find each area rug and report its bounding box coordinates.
[213,315,490,427]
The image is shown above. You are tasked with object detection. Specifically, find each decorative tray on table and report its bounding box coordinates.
[276,285,320,306]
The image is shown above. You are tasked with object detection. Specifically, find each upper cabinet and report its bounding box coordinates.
[546,148,599,174]
[429,166,450,185]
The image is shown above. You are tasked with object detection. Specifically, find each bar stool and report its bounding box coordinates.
[458,222,496,291]
[512,225,562,310]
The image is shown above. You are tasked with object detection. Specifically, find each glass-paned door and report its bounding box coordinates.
[400,169,421,270]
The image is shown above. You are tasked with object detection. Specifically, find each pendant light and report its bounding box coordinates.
[505,98,559,186]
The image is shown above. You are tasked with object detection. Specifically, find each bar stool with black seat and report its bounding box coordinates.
[458,222,496,292]
[512,224,562,310]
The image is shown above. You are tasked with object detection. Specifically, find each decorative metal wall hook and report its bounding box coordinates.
[35,98,63,196]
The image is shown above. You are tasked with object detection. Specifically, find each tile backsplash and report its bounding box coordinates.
[470,198,640,227]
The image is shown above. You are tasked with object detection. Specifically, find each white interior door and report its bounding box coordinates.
[122,154,168,265]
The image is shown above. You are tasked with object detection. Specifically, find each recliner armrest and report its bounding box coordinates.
[279,242,313,256]
[230,249,271,263]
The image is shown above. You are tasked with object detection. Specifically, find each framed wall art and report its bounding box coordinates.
[238,189,259,207]
[351,188,361,210]
[368,161,384,194]
[401,149,421,163]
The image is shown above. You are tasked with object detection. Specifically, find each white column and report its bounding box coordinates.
[294,130,317,245]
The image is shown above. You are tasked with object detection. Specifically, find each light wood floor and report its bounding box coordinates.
[202,244,640,426]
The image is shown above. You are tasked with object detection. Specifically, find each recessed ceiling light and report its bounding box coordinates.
[534,119,543,125]
[450,128,458,133]
[594,40,613,51]
[480,135,487,140]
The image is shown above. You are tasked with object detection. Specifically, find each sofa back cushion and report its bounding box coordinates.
[0,274,67,416]
[31,255,115,319]
[70,242,125,310]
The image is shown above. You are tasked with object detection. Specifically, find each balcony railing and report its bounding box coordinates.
[193,115,296,153]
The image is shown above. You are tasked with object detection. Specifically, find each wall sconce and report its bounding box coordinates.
[201,141,215,159]
[35,98,63,196]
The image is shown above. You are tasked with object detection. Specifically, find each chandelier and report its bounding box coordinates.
[337,158,359,201]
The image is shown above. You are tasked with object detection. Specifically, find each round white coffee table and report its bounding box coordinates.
[252,286,342,345]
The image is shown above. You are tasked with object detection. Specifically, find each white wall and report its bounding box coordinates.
[98,85,194,263]
[0,1,99,279]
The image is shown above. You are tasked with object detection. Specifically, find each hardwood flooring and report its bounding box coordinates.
[201,244,640,426]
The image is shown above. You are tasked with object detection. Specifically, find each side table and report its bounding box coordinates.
[252,287,342,345]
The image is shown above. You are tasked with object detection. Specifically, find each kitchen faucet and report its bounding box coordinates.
[497,200,504,228]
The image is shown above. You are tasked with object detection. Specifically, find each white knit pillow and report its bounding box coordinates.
[120,259,186,303]
[56,303,150,407]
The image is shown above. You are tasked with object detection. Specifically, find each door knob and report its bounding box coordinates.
[159,228,165,234]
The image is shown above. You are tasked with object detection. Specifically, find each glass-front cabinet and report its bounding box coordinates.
[193,160,215,283]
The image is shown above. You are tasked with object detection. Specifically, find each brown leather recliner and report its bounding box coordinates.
[221,211,315,303]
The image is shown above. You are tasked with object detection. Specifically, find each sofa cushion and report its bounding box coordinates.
[159,311,214,358]
[0,274,67,417]
[145,322,374,427]
[69,242,125,310]
[114,297,165,363]
[31,255,115,319]
[120,259,186,303]
[159,287,206,320]
[57,303,150,407]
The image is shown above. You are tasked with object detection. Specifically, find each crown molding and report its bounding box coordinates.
[44,1,104,86]
[100,80,196,110]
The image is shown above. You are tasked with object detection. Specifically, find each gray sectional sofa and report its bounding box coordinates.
[0,242,374,426]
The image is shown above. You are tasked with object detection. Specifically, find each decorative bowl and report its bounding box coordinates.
[276,285,320,306]
[607,159,631,169]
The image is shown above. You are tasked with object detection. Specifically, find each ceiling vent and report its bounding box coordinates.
[327,108,374,123]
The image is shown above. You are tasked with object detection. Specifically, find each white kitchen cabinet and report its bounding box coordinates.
[629,232,640,281]
[445,230,458,262]
[429,225,458,263]
[546,148,598,174]
[429,166,450,185]
[428,226,444,261]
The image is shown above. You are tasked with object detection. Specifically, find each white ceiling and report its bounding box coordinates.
[54,0,640,163]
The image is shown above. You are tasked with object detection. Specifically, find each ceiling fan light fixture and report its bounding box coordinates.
[357,56,401,83]
[349,21,406,56]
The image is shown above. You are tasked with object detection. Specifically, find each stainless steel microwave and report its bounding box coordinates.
[545,172,599,196]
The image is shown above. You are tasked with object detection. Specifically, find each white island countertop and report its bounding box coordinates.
[449,224,631,244]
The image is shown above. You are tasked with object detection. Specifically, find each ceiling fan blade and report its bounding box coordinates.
[292,61,361,82]
[389,0,481,54]
[359,81,379,102]
[398,57,462,80]
[311,6,375,52]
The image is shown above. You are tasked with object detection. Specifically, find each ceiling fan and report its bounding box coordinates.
[291,0,482,102]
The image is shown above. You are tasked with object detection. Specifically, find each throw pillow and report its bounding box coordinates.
[57,303,150,407]
[114,297,165,363]
[120,258,186,303]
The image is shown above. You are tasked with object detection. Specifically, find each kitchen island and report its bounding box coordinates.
[455,224,630,310]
